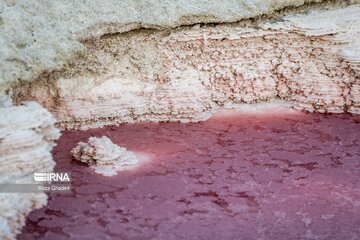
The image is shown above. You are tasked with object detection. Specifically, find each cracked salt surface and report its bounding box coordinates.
[20,109,360,240]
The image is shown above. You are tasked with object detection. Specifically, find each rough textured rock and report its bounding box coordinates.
[0,97,60,240]
[13,5,360,129]
[273,6,360,113]
[71,136,139,176]
[3,0,347,96]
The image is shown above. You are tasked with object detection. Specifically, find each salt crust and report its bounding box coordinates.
[0,98,60,240]
[71,136,139,176]
[0,0,330,95]
[13,5,360,130]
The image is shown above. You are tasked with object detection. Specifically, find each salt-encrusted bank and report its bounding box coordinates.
[2,0,343,96]
[13,5,360,130]
[0,98,60,240]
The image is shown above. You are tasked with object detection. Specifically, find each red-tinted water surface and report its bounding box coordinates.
[20,110,360,240]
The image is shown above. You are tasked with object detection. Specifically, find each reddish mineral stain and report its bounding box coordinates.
[19,110,360,240]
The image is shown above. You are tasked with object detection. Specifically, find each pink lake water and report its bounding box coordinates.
[20,110,360,240]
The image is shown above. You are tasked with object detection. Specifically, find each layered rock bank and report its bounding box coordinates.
[13,4,360,130]
[0,0,352,95]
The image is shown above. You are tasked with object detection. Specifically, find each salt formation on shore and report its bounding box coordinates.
[71,136,139,176]
[0,97,60,240]
[13,4,360,130]
[0,0,338,95]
